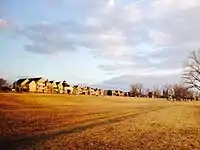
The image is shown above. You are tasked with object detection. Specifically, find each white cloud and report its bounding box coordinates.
[107,0,115,7]
[3,0,200,87]
[152,0,200,17]
[122,3,143,23]
[148,30,172,46]
[138,68,183,76]
[13,0,200,61]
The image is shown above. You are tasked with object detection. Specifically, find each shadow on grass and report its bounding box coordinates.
[0,105,172,150]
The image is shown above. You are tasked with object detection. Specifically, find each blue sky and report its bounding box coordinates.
[1,0,200,91]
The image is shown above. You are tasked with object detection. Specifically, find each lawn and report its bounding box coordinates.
[1,93,200,149]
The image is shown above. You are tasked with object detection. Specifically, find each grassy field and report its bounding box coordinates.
[1,93,200,150]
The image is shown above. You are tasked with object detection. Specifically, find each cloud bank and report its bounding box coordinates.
[2,0,200,89]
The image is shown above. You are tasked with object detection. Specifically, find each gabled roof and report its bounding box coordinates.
[26,80,34,84]
[26,77,44,84]
[29,77,43,81]
[62,82,70,87]
[49,81,55,84]
[73,85,79,88]
[56,81,62,85]
[16,78,28,85]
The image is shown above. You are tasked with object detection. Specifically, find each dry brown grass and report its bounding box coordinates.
[1,93,200,149]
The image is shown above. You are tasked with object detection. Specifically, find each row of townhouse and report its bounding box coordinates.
[13,77,128,96]
[72,86,104,96]
[13,77,70,94]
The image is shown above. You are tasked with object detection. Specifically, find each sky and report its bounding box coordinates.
[0,0,200,91]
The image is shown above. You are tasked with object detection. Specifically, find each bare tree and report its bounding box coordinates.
[152,85,162,98]
[182,50,200,91]
[130,83,143,97]
[0,78,7,91]
[0,78,11,92]
[173,84,194,101]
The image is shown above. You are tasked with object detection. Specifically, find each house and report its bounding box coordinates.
[113,90,120,96]
[26,80,36,92]
[56,81,63,94]
[72,85,84,95]
[26,77,46,93]
[81,86,88,95]
[124,92,128,97]
[15,78,29,92]
[89,88,96,95]
[103,90,108,96]
[45,80,52,93]
[49,80,58,93]
[104,90,113,96]
[63,81,73,94]
[93,88,99,96]
[85,86,92,95]
[72,85,79,95]
[86,87,91,95]
[119,91,124,97]
[80,86,92,95]
[96,89,104,96]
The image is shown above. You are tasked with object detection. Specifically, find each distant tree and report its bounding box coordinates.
[130,83,143,97]
[148,91,153,98]
[107,90,113,96]
[161,84,168,98]
[194,91,200,101]
[124,92,128,97]
[0,78,11,92]
[182,50,200,91]
[173,84,194,101]
[0,78,7,91]
[153,86,162,98]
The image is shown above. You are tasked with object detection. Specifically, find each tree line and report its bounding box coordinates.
[130,49,200,100]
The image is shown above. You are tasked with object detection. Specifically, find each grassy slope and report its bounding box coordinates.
[1,93,200,149]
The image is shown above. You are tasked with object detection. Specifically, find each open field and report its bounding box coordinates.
[1,93,200,149]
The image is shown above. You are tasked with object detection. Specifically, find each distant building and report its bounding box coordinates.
[14,78,29,92]
[26,77,46,93]
[63,81,73,94]
[13,77,128,97]
[14,77,46,93]
[56,81,63,94]
[49,81,57,93]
